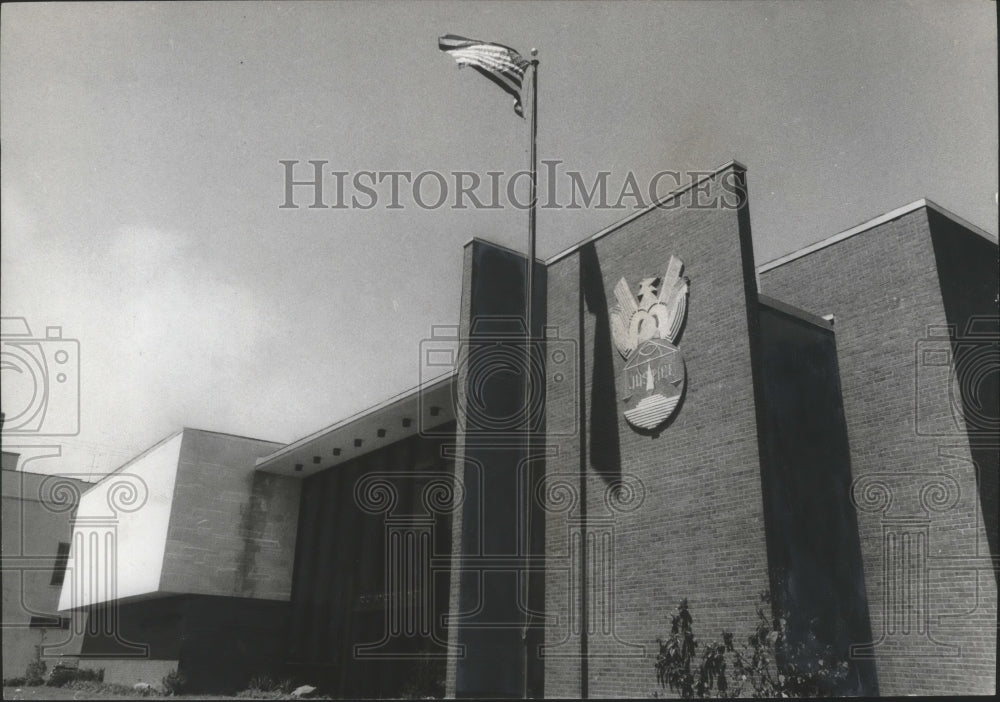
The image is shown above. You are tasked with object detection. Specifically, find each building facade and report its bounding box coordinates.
[56,429,299,691]
[51,163,997,696]
[1,450,89,680]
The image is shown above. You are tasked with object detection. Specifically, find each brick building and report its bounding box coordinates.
[53,163,996,696]
[1,450,89,681]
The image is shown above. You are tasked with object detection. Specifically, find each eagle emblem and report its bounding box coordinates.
[610,256,689,430]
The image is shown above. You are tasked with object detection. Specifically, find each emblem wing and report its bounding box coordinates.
[658,255,684,304]
[611,277,639,358]
[613,277,638,320]
[610,306,635,359]
[659,278,688,342]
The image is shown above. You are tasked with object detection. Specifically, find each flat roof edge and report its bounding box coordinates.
[545,160,747,266]
[180,427,284,447]
[461,161,748,267]
[461,236,544,262]
[923,199,999,245]
[255,370,457,468]
[757,198,998,274]
[758,294,833,330]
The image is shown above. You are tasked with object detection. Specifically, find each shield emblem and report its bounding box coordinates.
[621,339,685,430]
[609,255,689,432]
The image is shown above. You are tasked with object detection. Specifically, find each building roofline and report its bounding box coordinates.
[1,463,93,504]
[923,199,999,244]
[79,427,283,496]
[79,429,185,496]
[758,294,834,330]
[459,161,749,266]
[178,427,284,447]
[756,198,998,274]
[0,464,92,482]
[545,160,748,266]
[461,236,543,262]
[255,370,456,468]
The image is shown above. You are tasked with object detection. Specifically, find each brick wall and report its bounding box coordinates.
[543,165,774,698]
[445,242,475,699]
[447,240,548,697]
[755,302,877,695]
[759,207,998,695]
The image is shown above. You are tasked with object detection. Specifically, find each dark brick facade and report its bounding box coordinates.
[442,168,996,697]
[286,427,456,698]
[759,205,997,695]
[755,300,876,695]
[536,165,776,698]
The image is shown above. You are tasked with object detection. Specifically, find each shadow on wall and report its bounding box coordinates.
[235,472,274,598]
[580,243,622,485]
[927,211,999,581]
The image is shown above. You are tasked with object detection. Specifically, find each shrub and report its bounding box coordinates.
[24,659,47,686]
[67,680,154,696]
[655,594,849,698]
[655,599,715,697]
[245,673,294,693]
[48,665,104,687]
[161,668,187,696]
[237,673,295,698]
[3,677,27,687]
[728,594,849,697]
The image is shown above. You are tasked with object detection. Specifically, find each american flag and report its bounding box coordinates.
[438,34,531,117]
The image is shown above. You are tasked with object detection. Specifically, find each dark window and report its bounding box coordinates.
[51,541,70,586]
[29,615,69,629]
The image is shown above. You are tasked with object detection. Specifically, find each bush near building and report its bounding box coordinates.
[655,595,849,698]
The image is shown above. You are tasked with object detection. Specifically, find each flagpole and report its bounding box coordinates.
[523,50,538,700]
[527,52,538,334]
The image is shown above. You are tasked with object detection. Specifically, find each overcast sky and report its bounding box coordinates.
[2,0,996,479]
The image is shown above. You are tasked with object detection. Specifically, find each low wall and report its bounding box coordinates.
[80,658,178,689]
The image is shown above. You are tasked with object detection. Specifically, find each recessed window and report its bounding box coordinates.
[50,542,70,586]
[29,615,69,629]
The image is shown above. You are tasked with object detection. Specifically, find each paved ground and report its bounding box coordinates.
[2,687,254,700]
[4,688,127,700]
